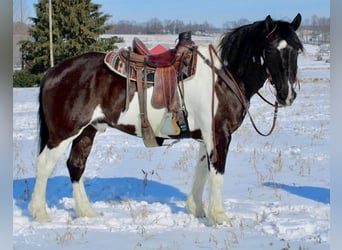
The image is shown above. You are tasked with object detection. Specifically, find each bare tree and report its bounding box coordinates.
[299,15,330,44]
[146,18,163,34]
[223,18,250,30]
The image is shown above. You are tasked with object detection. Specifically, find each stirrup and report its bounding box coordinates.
[160,112,180,136]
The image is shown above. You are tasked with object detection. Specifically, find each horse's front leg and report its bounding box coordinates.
[207,166,230,225]
[207,132,232,225]
[186,142,208,217]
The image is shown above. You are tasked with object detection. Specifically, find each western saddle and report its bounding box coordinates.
[104,31,197,147]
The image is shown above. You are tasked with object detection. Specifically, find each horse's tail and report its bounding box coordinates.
[38,77,49,154]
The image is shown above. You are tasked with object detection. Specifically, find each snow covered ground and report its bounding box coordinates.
[13,40,330,249]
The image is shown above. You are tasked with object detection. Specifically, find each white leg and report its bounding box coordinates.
[73,177,98,218]
[29,140,70,222]
[186,142,208,217]
[207,167,230,225]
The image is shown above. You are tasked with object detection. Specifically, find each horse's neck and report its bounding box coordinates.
[215,32,269,101]
[240,62,268,101]
[197,41,267,102]
[211,35,224,50]
[211,37,267,101]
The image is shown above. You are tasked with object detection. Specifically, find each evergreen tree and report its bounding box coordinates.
[20,0,121,74]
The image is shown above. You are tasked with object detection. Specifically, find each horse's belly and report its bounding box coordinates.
[116,90,168,138]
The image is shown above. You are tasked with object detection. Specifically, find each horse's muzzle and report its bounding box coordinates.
[277,86,296,106]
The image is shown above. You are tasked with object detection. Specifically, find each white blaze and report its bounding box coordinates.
[285,82,293,105]
[277,40,288,50]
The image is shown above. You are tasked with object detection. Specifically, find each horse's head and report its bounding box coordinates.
[263,13,303,106]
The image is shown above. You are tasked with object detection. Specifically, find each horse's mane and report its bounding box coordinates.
[219,21,266,77]
[219,18,303,78]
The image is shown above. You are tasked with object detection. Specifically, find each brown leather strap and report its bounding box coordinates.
[125,49,131,111]
[207,44,279,137]
[136,67,159,147]
[208,44,218,163]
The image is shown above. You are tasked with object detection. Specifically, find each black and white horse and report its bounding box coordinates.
[29,14,303,224]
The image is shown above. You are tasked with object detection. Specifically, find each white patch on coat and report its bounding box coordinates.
[186,142,208,217]
[277,40,288,50]
[92,122,108,132]
[207,167,230,224]
[29,134,81,221]
[90,105,108,132]
[116,89,167,137]
[285,82,294,105]
[73,178,98,217]
[91,105,105,120]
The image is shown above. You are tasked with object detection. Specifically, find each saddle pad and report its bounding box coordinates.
[104,50,155,83]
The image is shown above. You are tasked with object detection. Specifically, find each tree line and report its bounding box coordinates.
[107,15,330,36]
[107,18,219,35]
[13,0,330,87]
[300,15,330,44]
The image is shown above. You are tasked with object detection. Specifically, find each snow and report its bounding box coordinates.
[13,40,330,249]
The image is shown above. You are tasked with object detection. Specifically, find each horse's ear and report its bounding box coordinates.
[265,15,275,32]
[291,13,302,31]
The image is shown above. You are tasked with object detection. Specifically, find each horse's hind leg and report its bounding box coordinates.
[29,138,73,222]
[66,125,97,218]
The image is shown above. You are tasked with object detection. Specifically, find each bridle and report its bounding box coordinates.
[203,44,279,135]
[198,44,280,162]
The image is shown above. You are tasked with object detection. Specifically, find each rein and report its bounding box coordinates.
[199,44,279,141]
[256,91,278,107]
[209,44,279,137]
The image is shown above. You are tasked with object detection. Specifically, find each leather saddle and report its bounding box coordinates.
[105,31,197,111]
[132,31,196,78]
[104,31,196,146]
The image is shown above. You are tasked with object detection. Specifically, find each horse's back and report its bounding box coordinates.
[42,52,106,89]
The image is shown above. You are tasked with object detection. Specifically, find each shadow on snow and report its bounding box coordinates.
[263,182,330,204]
[13,176,187,216]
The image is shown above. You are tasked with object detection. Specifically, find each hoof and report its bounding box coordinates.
[29,204,51,222]
[186,195,206,218]
[208,210,232,226]
[76,207,99,218]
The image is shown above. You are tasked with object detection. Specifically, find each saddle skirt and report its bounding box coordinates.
[104,45,197,110]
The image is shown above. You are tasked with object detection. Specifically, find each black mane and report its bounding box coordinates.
[220,21,266,78]
[219,18,303,79]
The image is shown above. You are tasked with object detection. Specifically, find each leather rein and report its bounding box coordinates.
[198,44,279,138]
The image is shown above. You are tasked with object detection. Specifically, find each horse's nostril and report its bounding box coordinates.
[293,91,297,100]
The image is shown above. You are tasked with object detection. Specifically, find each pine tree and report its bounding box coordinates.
[20,0,121,74]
